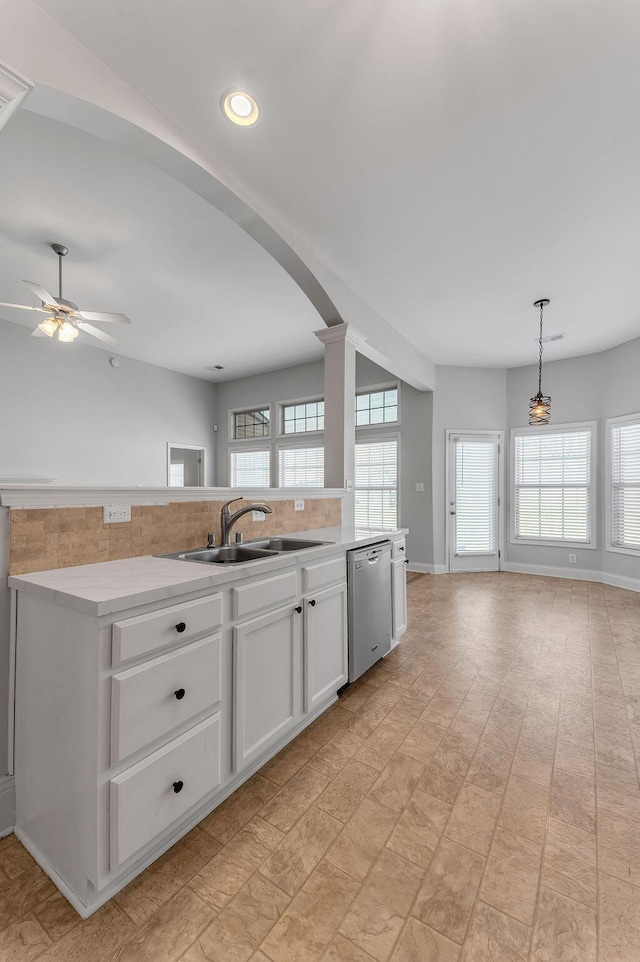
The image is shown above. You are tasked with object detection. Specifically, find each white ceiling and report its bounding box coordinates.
[0,110,324,380]
[28,0,640,370]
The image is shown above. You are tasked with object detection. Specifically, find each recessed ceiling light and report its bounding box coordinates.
[221,90,259,127]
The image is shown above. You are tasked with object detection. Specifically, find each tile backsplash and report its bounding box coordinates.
[9,498,342,575]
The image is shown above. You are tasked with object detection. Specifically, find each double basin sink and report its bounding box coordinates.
[160,537,332,567]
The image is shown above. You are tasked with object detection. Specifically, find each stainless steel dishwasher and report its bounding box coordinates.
[347,541,392,682]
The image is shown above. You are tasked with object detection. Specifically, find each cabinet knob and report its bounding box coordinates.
[173,780,184,794]
[174,688,186,700]
[175,622,187,633]
[294,605,302,614]
[308,599,316,607]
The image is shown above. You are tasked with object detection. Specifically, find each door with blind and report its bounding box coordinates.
[447,432,501,572]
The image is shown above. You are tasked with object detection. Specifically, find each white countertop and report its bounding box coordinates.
[8,526,408,617]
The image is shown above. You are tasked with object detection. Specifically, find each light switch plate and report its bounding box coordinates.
[103,505,131,523]
[294,499,304,511]
[414,482,424,492]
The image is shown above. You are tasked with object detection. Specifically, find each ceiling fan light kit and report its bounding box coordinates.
[529,298,552,425]
[0,243,131,346]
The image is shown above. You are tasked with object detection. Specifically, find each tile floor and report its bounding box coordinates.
[1,571,640,961]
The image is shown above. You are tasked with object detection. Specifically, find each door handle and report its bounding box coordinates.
[449,511,456,515]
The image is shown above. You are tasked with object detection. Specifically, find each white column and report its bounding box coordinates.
[315,323,366,527]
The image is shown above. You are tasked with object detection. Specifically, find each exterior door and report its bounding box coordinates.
[447,432,501,572]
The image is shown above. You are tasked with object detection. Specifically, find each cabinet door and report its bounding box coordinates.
[233,604,301,771]
[304,583,348,713]
[391,557,407,643]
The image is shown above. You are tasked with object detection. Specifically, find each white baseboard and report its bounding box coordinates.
[504,562,640,594]
[0,776,15,838]
[406,563,447,575]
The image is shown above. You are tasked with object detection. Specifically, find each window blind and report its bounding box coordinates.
[514,428,592,543]
[355,439,398,528]
[230,449,270,487]
[278,446,324,487]
[611,418,640,551]
[455,439,497,555]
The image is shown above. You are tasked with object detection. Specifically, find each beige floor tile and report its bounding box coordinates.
[0,915,52,962]
[339,849,424,962]
[412,838,485,944]
[390,917,460,961]
[260,806,342,895]
[498,775,549,843]
[554,737,594,779]
[482,711,522,752]
[260,738,322,786]
[441,716,485,760]
[550,770,596,834]
[316,760,379,822]
[599,871,640,962]
[459,900,530,962]
[355,720,408,772]
[260,766,330,833]
[598,810,640,887]
[421,691,466,729]
[321,934,378,962]
[0,865,57,930]
[190,818,284,910]
[531,886,596,962]
[33,890,80,942]
[200,775,278,845]
[308,730,365,779]
[182,875,289,962]
[480,828,542,926]
[111,887,212,962]
[399,719,447,765]
[37,900,137,962]
[467,741,513,796]
[597,783,640,823]
[386,790,451,868]
[511,738,554,788]
[542,818,596,909]
[418,747,470,804]
[368,754,426,813]
[445,783,500,856]
[326,797,398,882]
[261,861,360,962]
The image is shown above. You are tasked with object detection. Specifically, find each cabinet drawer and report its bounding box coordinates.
[302,556,346,594]
[111,635,221,764]
[232,570,298,620]
[391,539,406,560]
[112,594,223,665]
[110,714,221,869]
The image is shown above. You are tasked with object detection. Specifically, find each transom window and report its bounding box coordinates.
[356,388,398,426]
[282,400,324,434]
[610,415,640,553]
[513,424,594,545]
[234,408,270,440]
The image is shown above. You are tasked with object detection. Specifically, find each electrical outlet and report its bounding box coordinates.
[568,553,577,564]
[252,510,265,522]
[294,499,305,511]
[414,482,424,492]
[103,505,131,524]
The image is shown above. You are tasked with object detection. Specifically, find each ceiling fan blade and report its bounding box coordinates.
[23,281,61,307]
[0,301,47,313]
[30,327,47,338]
[76,321,119,346]
[77,310,131,325]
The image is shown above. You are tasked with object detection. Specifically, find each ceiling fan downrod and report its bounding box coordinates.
[51,243,69,300]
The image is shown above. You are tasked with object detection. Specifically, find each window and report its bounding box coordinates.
[610,415,640,553]
[356,388,398,426]
[355,438,398,528]
[282,400,324,434]
[169,461,185,487]
[233,408,270,440]
[513,424,594,545]
[278,446,324,487]
[230,448,270,487]
[455,438,498,555]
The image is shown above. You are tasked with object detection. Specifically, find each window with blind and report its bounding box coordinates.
[513,425,593,544]
[455,438,498,555]
[610,415,640,553]
[355,438,398,529]
[229,448,270,487]
[278,446,324,487]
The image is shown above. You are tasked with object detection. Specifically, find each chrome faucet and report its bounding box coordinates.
[221,497,272,545]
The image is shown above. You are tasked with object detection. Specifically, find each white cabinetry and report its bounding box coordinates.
[391,537,408,645]
[304,583,348,712]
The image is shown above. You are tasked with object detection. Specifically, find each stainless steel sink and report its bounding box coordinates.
[248,537,330,551]
[161,545,280,565]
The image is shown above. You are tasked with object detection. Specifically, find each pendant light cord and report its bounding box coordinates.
[538,300,544,396]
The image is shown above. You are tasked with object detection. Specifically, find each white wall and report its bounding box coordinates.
[215,355,434,567]
[0,319,217,485]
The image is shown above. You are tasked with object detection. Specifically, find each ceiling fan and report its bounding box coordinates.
[0,243,131,345]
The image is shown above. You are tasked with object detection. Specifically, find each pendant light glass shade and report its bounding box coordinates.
[529,298,551,424]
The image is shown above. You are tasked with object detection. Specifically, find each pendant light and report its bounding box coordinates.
[529,298,551,424]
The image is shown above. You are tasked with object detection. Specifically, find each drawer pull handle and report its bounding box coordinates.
[175,622,187,633]
[308,599,316,607]
[294,605,302,613]
[174,688,186,700]
[173,780,184,794]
